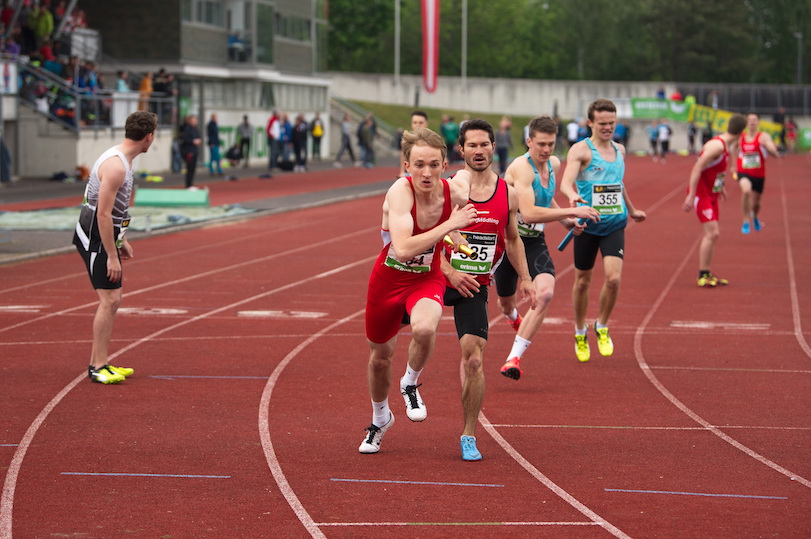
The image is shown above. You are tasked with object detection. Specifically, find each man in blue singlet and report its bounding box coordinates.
[495,116,599,379]
[560,99,647,363]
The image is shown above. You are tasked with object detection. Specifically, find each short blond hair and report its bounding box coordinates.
[401,127,447,162]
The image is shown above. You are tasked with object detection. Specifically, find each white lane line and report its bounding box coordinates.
[479,414,631,539]
[0,254,374,539]
[0,226,373,335]
[632,234,811,489]
[778,166,811,359]
[258,308,366,539]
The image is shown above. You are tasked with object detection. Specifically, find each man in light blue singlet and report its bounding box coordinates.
[495,116,599,379]
[560,99,647,363]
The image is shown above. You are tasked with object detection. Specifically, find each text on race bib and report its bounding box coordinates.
[741,152,761,169]
[516,211,543,237]
[449,232,497,274]
[592,184,623,215]
[712,172,725,193]
[384,244,435,273]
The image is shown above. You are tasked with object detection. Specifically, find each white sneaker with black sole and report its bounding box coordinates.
[401,383,427,421]
[358,413,395,454]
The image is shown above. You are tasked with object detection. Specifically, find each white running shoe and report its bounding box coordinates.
[358,413,395,454]
[401,383,427,422]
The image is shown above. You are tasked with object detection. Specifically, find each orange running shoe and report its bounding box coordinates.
[507,313,523,332]
[500,357,523,380]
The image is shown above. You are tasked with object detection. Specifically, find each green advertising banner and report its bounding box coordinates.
[800,128,811,149]
[630,98,691,122]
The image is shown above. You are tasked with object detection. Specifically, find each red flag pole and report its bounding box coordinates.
[421,0,440,93]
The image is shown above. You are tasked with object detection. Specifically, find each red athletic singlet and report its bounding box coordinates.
[736,131,766,178]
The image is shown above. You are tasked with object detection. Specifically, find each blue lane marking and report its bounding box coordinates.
[1,444,19,447]
[331,478,503,488]
[605,488,788,500]
[62,472,230,479]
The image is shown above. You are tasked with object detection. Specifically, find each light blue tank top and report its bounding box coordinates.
[515,152,555,237]
[576,139,627,236]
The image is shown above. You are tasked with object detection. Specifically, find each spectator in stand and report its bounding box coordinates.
[566,118,579,150]
[207,113,223,176]
[292,114,308,173]
[494,116,512,175]
[179,114,202,189]
[152,68,175,123]
[18,1,35,54]
[655,86,666,99]
[30,1,54,48]
[2,35,21,58]
[669,89,683,102]
[333,113,356,167]
[646,120,659,162]
[266,109,280,170]
[360,115,375,168]
[687,121,697,154]
[280,113,293,163]
[115,71,131,92]
[0,1,14,31]
[51,0,67,30]
[772,106,786,150]
[657,118,672,163]
[309,112,324,161]
[63,8,87,34]
[237,115,252,168]
[784,117,797,154]
[137,71,153,111]
[39,38,55,61]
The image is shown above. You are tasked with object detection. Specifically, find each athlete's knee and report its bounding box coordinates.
[573,273,591,294]
[463,354,484,375]
[409,321,437,344]
[98,290,122,313]
[604,272,622,292]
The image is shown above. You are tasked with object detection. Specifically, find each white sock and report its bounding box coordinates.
[400,365,422,388]
[505,307,519,322]
[507,336,531,360]
[575,325,587,336]
[595,321,607,331]
[372,398,390,427]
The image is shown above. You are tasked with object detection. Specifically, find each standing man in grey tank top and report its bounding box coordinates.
[73,111,157,384]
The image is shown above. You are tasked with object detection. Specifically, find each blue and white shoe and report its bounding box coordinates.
[753,217,763,232]
[741,222,750,234]
[460,435,482,461]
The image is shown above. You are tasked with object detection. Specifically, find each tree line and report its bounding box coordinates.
[327,0,810,85]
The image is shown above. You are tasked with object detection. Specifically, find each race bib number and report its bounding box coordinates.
[516,211,543,237]
[115,217,130,248]
[384,244,435,273]
[741,152,761,169]
[592,184,623,215]
[449,232,497,274]
[712,172,725,193]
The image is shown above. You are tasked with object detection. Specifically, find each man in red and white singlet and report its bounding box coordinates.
[735,112,779,234]
[439,118,537,460]
[359,127,476,454]
[682,114,747,287]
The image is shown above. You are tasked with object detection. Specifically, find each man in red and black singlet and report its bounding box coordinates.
[439,119,537,460]
[682,113,747,288]
[735,112,779,234]
[359,127,476,455]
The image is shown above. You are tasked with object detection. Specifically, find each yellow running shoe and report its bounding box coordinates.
[107,364,134,377]
[594,324,614,357]
[88,365,125,384]
[709,273,729,286]
[697,274,717,287]
[574,333,590,363]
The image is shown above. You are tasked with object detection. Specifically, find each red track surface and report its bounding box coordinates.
[1,155,809,538]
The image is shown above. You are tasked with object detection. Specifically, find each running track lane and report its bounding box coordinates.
[0,155,809,537]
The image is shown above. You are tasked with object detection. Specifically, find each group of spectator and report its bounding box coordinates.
[265,109,325,173]
[333,112,376,169]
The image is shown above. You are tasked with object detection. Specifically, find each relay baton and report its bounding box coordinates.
[444,235,475,257]
[557,219,585,252]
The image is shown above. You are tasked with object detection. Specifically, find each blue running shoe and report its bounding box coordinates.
[753,217,762,231]
[741,222,750,234]
[460,435,482,461]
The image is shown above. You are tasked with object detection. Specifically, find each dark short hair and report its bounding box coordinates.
[528,116,557,137]
[125,111,157,141]
[411,110,428,121]
[727,114,747,135]
[458,118,494,147]
[587,98,617,121]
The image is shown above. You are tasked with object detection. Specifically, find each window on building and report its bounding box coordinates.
[182,0,224,27]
